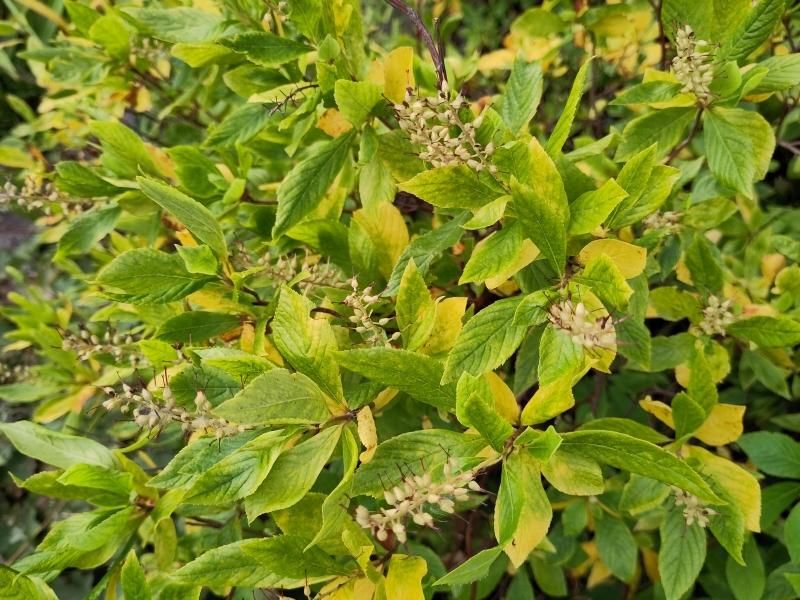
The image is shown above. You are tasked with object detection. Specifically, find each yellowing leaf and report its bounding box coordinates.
[639,396,675,429]
[386,555,427,600]
[357,406,378,463]
[687,446,761,532]
[577,239,646,279]
[420,297,467,356]
[521,373,575,425]
[695,403,746,446]
[384,47,414,104]
[487,372,520,423]
[486,239,540,289]
[317,108,354,137]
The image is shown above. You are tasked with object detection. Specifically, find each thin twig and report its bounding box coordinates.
[384,0,446,88]
[666,108,703,164]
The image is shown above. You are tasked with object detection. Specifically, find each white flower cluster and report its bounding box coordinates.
[102,385,247,438]
[61,327,138,362]
[548,299,616,350]
[355,459,481,543]
[643,210,682,233]
[344,277,399,347]
[672,487,718,528]
[672,25,714,103]
[1,177,86,216]
[261,255,342,293]
[394,82,496,173]
[698,295,734,336]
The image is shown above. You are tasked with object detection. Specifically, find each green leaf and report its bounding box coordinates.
[205,103,273,148]
[685,235,724,294]
[399,165,502,210]
[704,107,775,197]
[510,140,569,274]
[595,514,637,582]
[609,81,683,105]
[494,450,551,567]
[0,421,116,470]
[537,325,583,387]
[434,546,504,586]
[661,0,751,45]
[785,503,800,563]
[121,551,151,600]
[334,79,383,127]
[156,311,240,343]
[384,213,468,295]
[545,57,592,157]
[720,0,786,63]
[184,429,290,505]
[219,32,312,66]
[460,222,530,286]
[56,204,121,257]
[89,121,159,179]
[460,392,513,451]
[396,259,436,351]
[95,249,215,304]
[245,425,343,520]
[272,286,344,402]
[672,392,707,441]
[738,431,800,478]
[0,565,58,600]
[579,418,670,444]
[575,253,633,310]
[138,177,227,257]
[541,447,604,496]
[56,464,133,503]
[55,162,121,197]
[352,429,485,496]
[560,430,722,503]
[273,131,356,238]
[176,245,218,275]
[336,347,456,410]
[750,54,800,93]
[442,296,528,383]
[727,316,800,347]
[123,7,224,43]
[568,179,628,235]
[149,431,261,489]
[725,536,765,600]
[615,107,696,162]
[171,535,346,588]
[515,426,562,462]
[213,369,332,425]
[499,56,543,135]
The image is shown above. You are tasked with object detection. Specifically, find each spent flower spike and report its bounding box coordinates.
[672,25,714,104]
[698,295,734,336]
[355,458,481,543]
[548,299,616,350]
[672,487,718,528]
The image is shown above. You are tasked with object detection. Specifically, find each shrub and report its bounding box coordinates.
[1,1,800,599]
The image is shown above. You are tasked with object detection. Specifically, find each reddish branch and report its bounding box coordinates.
[384,0,447,88]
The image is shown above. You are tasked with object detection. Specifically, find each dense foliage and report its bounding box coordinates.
[2,0,800,599]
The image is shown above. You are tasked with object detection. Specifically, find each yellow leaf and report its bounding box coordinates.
[384,47,415,104]
[175,230,197,247]
[577,239,646,279]
[386,555,427,600]
[521,373,575,425]
[351,203,409,279]
[486,239,540,289]
[357,406,378,463]
[695,403,746,446]
[477,48,515,72]
[240,322,255,353]
[687,446,761,532]
[641,547,660,584]
[420,297,467,356]
[639,396,675,429]
[486,371,520,423]
[317,108,354,138]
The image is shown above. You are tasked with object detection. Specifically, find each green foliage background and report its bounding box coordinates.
[1,0,800,599]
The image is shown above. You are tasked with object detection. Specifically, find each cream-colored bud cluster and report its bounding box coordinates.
[672,487,717,528]
[355,458,481,544]
[548,299,616,350]
[0,362,29,384]
[643,210,682,233]
[672,25,714,104]
[1,177,88,216]
[102,385,247,438]
[344,277,399,347]
[132,36,168,63]
[394,83,497,173]
[698,295,734,336]
[61,327,138,362]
